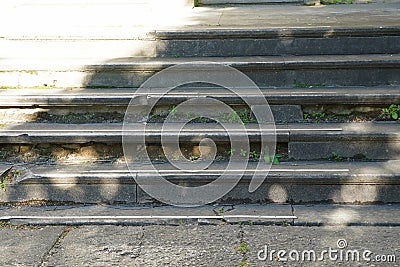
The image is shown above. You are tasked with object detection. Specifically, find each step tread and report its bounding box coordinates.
[154,26,400,39]
[0,122,398,143]
[1,54,400,71]
[1,87,400,106]
[1,121,398,131]
[15,160,400,184]
[2,1,400,38]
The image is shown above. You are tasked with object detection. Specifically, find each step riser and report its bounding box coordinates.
[1,180,398,204]
[138,183,400,204]
[1,64,399,88]
[157,36,400,57]
[1,139,399,162]
[289,141,400,160]
[3,160,399,204]
[0,105,304,124]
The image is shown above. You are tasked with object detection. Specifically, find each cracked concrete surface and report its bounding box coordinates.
[0,226,63,266]
[1,224,397,266]
[0,204,399,266]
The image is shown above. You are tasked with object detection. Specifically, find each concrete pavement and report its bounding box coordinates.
[0,204,399,266]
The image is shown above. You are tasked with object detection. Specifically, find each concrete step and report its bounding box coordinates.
[155,27,400,57]
[1,55,399,88]
[0,122,398,161]
[6,26,399,58]
[3,1,400,38]
[0,87,397,124]
[0,122,398,143]
[1,161,399,204]
[1,87,400,106]
[195,0,386,5]
[196,0,302,5]
[2,203,399,226]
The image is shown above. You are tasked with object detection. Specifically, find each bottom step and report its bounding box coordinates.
[1,161,399,204]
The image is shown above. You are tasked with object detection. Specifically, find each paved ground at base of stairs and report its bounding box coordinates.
[0,204,399,266]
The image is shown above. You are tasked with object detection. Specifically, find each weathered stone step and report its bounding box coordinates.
[195,0,301,6]
[1,160,399,204]
[0,122,398,144]
[1,55,399,88]
[194,0,376,5]
[155,27,400,57]
[7,26,399,57]
[0,122,399,161]
[3,25,400,58]
[1,86,400,106]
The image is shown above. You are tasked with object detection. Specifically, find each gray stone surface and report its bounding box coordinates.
[289,141,400,160]
[1,54,399,88]
[1,203,293,226]
[0,204,399,266]
[43,225,242,266]
[289,184,400,204]
[243,226,400,266]
[136,181,293,204]
[1,87,400,107]
[0,226,63,266]
[1,160,397,204]
[1,222,398,266]
[1,122,399,145]
[3,1,400,38]
[198,0,301,5]
[136,225,242,266]
[1,203,399,226]
[156,36,400,57]
[268,105,303,123]
[293,204,400,226]
[0,184,137,204]
[43,226,143,266]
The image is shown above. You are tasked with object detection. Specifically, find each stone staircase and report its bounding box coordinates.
[0,1,399,206]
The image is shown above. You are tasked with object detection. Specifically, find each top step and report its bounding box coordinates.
[2,1,400,38]
[195,0,388,5]
[196,0,302,5]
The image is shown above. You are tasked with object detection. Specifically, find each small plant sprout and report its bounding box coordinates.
[228,148,235,157]
[264,146,271,164]
[186,112,193,121]
[330,152,344,162]
[240,149,247,157]
[236,108,256,124]
[237,242,250,254]
[236,260,249,267]
[249,151,259,159]
[189,155,198,161]
[273,154,283,165]
[382,104,400,120]
[168,105,177,120]
[263,146,281,165]
[172,153,180,161]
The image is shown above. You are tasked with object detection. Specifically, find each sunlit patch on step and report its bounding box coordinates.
[268,183,288,203]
